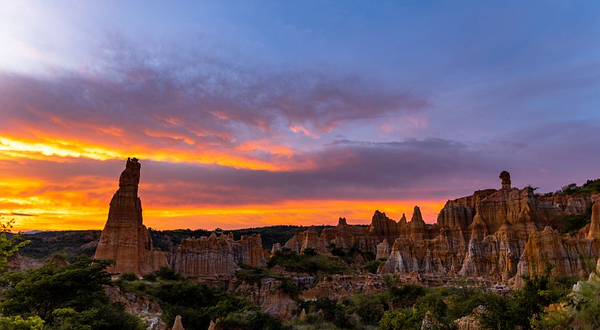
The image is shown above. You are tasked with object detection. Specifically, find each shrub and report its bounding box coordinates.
[560,214,591,234]
[0,258,144,330]
[268,250,349,275]
[362,258,386,274]
[154,266,183,281]
[120,272,138,281]
[0,315,44,330]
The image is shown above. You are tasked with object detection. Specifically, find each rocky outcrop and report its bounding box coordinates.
[171,315,185,330]
[299,274,385,300]
[95,159,271,281]
[174,233,268,278]
[514,226,599,287]
[588,196,600,239]
[94,158,168,276]
[454,305,485,330]
[105,286,167,330]
[284,226,326,253]
[230,278,297,318]
[376,239,390,260]
[285,209,434,255]
[282,171,598,287]
[379,173,599,286]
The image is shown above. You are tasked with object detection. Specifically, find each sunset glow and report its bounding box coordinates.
[1,1,600,231]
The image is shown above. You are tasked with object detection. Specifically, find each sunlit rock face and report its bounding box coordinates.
[381,173,599,286]
[95,159,271,279]
[588,195,600,239]
[285,171,600,287]
[513,226,599,287]
[94,158,168,276]
[173,232,268,278]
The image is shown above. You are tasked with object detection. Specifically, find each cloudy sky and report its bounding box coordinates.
[1,1,599,231]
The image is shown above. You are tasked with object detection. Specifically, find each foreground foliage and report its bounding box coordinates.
[119,267,287,330]
[268,248,350,276]
[0,258,144,330]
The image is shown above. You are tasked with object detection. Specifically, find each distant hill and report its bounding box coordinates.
[16,225,341,260]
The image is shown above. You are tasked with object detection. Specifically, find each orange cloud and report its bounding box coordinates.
[0,134,300,171]
[6,196,445,232]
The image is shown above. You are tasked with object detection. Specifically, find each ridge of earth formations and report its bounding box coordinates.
[88,159,600,321]
[95,159,600,288]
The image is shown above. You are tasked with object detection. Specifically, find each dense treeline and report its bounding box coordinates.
[0,254,598,329]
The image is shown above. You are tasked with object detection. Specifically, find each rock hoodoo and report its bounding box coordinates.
[95,163,599,289]
[95,158,270,279]
[284,171,600,287]
[172,315,185,330]
[94,158,167,276]
[500,170,511,189]
[174,232,268,279]
[587,195,600,239]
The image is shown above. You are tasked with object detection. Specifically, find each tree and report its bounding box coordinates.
[0,219,30,270]
[0,257,144,330]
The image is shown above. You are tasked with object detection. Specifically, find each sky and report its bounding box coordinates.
[0,1,599,231]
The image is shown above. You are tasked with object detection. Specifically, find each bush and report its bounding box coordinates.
[154,266,183,281]
[560,214,591,234]
[268,250,349,275]
[120,272,138,281]
[0,315,44,330]
[378,309,420,330]
[0,258,144,330]
[142,273,157,281]
[218,310,288,330]
[362,258,386,274]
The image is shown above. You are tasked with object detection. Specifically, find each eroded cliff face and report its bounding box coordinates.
[174,232,268,279]
[229,278,297,319]
[105,286,167,330]
[588,195,600,239]
[94,158,168,276]
[285,172,600,287]
[285,207,435,255]
[95,159,270,280]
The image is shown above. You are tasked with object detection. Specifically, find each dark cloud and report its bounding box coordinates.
[0,39,426,155]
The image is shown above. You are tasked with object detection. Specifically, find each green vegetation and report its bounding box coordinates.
[544,178,600,196]
[268,249,350,276]
[289,268,581,330]
[148,228,211,252]
[0,316,44,330]
[230,226,330,250]
[361,258,386,273]
[0,257,144,330]
[118,268,287,330]
[0,220,30,270]
[235,265,303,300]
[535,277,600,329]
[330,244,376,266]
[149,225,331,251]
[17,230,99,260]
[560,206,592,234]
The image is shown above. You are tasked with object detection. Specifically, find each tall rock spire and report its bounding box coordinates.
[587,196,600,239]
[94,158,167,275]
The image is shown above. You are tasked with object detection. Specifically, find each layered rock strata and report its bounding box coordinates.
[173,232,268,278]
[284,171,600,286]
[94,158,168,275]
[95,159,270,279]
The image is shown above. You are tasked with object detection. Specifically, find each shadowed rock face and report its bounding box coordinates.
[94,158,167,276]
[174,232,268,278]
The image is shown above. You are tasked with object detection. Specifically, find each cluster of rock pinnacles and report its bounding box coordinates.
[95,159,600,327]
